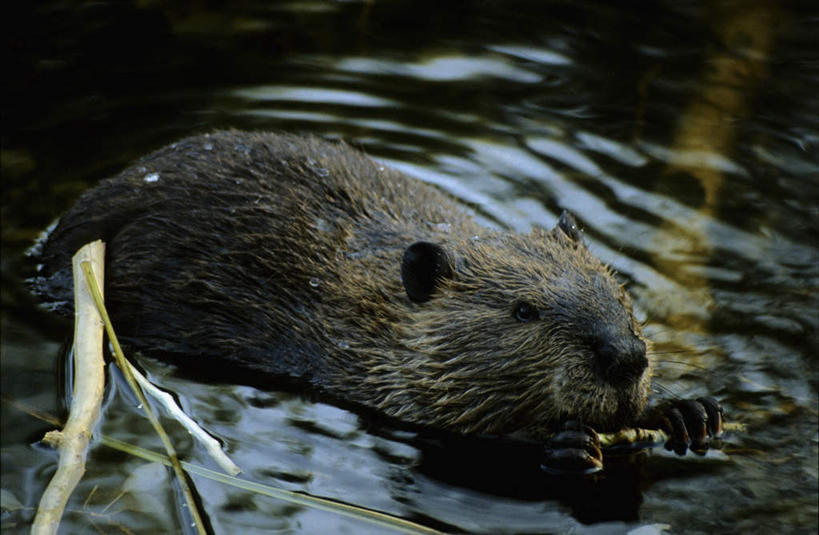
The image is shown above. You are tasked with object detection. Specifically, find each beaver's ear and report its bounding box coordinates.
[401,242,453,303]
[555,210,583,242]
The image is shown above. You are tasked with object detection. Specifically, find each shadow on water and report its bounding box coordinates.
[2,1,817,534]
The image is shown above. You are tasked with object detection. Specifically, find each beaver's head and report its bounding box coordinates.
[390,211,651,439]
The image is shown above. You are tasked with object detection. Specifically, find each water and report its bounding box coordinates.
[2,1,817,534]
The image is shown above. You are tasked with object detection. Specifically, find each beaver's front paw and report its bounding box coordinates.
[661,397,723,455]
[541,420,603,475]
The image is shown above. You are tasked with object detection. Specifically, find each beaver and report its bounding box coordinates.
[30,130,722,471]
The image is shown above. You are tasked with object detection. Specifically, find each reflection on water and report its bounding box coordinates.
[2,1,817,534]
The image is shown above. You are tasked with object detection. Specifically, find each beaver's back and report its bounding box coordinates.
[32,131,476,374]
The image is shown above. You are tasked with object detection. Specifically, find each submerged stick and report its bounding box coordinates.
[32,240,106,535]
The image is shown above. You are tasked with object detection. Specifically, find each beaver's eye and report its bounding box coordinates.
[513,302,537,323]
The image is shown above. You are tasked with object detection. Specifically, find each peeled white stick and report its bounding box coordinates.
[127,364,241,476]
[32,240,106,535]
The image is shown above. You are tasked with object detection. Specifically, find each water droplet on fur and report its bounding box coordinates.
[309,277,320,287]
[234,179,243,185]
[137,166,147,173]
[338,340,350,349]
[316,167,329,177]
[315,218,333,232]
[377,165,385,172]
[203,143,214,151]
[434,222,451,233]
[143,172,160,183]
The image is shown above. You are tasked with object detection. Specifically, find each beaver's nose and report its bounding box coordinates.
[593,329,648,384]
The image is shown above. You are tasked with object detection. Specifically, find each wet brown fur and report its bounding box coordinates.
[32,130,652,439]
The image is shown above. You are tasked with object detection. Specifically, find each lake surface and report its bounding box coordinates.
[2,1,817,534]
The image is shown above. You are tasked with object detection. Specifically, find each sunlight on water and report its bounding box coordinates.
[233,85,397,107]
[335,56,543,83]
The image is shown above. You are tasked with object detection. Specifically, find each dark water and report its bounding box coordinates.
[2,1,817,533]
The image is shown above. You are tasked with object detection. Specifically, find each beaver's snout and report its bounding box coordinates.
[593,328,648,385]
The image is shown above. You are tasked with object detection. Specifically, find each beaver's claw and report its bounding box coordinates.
[541,420,603,475]
[661,397,723,455]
